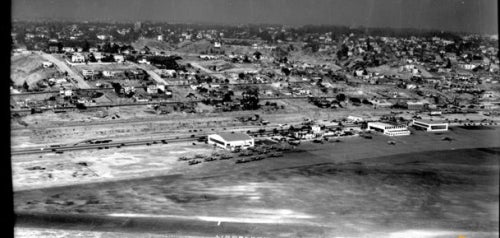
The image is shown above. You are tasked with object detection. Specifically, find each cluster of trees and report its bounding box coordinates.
[147,56,183,70]
[240,86,260,110]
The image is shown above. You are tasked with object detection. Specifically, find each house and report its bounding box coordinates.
[165,69,176,77]
[138,58,151,64]
[208,133,254,151]
[459,63,479,70]
[406,101,426,110]
[214,42,221,48]
[294,131,316,140]
[347,115,364,122]
[62,47,75,53]
[42,62,54,68]
[55,78,67,84]
[59,89,73,97]
[93,52,104,61]
[113,55,125,63]
[82,70,96,77]
[71,54,85,63]
[97,34,107,40]
[199,54,217,60]
[146,85,158,94]
[102,71,116,78]
[157,84,166,93]
[48,46,59,53]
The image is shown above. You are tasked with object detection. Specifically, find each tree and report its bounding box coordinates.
[222,91,233,102]
[253,51,262,60]
[241,87,260,110]
[336,93,346,102]
[336,44,349,60]
[281,67,291,76]
[238,73,245,80]
[82,40,90,52]
[22,81,29,91]
[243,55,251,63]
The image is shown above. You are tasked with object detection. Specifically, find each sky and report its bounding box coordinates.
[12,0,498,34]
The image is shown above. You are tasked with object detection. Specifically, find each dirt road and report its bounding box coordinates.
[133,63,169,85]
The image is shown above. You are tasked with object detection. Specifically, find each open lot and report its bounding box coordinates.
[11,53,63,87]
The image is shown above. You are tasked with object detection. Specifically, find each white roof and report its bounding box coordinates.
[211,133,253,142]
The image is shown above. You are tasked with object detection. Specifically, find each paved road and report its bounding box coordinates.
[11,125,298,155]
[133,63,170,85]
[189,61,225,79]
[38,52,91,89]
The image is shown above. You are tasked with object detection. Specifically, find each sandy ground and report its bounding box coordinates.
[11,53,62,87]
[14,227,213,238]
[12,142,214,191]
[13,127,500,237]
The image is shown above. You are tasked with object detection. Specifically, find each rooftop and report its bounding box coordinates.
[368,122,406,128]
[412,119,449,125]
[213,132,253,142]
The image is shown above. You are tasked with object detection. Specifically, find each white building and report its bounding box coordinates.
[82,70,96,77]
[208,133,254,151]
[199,54,217,60]
[42,62,54,68]
[367,122,411,136]
[71,54,85,63]
[97,34,107,40]
[146,85,158,94]
[347,115,364,122]
[411,120,448,132]
[93,52,104,61]
[62,47,75,53]
[113,55,125,63]
[138,58,151,64]
[102,71,116,78]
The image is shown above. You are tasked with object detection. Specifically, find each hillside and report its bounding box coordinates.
[11,54,61,87]
[131,38,174,52]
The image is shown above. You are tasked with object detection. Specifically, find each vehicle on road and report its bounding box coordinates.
[204,157,217,162]
[288,140,300,146]
[188,160,201,165]
[178,156,190,161]
[235,158,251,164]
[269,152,283,157]
[219,154,233,160]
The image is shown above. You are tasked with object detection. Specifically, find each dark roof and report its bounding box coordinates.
[216,132,252,142]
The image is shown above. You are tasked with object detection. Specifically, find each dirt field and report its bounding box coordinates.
[11,54,62,86]
[13,127,500,237]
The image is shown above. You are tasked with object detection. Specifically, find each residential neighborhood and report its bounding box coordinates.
[10,1,499,238]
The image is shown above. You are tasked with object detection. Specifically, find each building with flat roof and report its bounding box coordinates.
[367,122,410,136]
[208,133,254,151]
[412,120,448,132]
[406,101,427,110]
